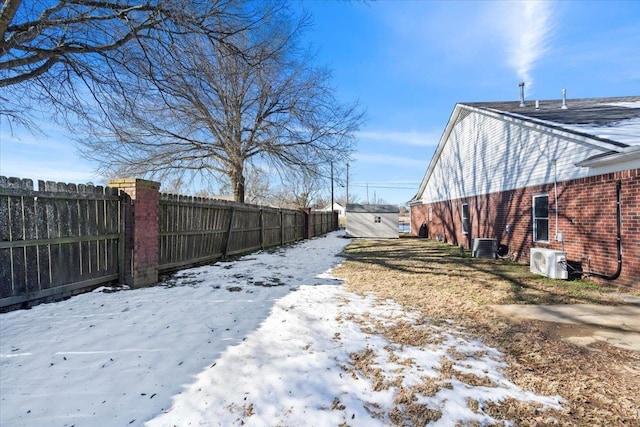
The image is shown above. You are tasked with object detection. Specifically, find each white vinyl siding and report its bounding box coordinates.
[417,107,616,204]
[346,213,398,238]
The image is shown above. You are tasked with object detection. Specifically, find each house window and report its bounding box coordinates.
[533,194,549,242]
[428,206,433,222]
[374,216,381,223]
[461,203,470,234]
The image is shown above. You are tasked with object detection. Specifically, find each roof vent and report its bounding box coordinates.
[519,82,526,107]
[561,88,568,109]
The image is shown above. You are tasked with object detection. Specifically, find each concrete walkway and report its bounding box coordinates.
[491,296,640,351]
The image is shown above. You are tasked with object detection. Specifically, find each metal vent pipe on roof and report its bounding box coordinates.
[561,88,568,109]
[519,82,526,107]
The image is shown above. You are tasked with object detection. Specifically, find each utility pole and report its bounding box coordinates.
[330,160,334,212]
[346,162,349,208]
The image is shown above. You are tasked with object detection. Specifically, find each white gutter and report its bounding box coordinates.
[575,145,640,168]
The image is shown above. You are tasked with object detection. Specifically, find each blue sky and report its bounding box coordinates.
[1,0,639,205]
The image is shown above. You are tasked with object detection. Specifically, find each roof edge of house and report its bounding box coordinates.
[412,99,637,203]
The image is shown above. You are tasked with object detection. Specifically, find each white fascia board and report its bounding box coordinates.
[576,146,640,168]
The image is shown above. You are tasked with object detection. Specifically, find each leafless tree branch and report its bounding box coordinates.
[79,4,365,202]
[1,0,264,127]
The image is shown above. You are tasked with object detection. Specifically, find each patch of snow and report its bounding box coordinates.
[0,232,563,426]
[605,101,640,108]
[564,117,640,146]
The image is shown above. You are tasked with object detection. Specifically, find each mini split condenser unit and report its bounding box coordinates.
[530,248,568,280]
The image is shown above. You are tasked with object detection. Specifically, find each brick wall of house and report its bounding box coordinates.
[411,169,640,288]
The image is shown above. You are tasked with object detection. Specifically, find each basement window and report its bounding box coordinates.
[461,203,470,234]
[533,194,549,242]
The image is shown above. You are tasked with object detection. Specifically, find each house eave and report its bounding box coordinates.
[575,146,640,168]
[413,102,635,203]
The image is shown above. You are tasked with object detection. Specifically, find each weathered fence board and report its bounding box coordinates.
[2,175,339,310]
[226,206,259,256]
[311,211,337,237]
[158,196,311,272]
[0,177,121,309]
[158,195,234,272]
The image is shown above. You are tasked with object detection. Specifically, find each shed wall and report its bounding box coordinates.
[347,213,398,238]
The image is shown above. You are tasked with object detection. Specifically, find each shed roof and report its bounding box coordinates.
[347,204,399,213]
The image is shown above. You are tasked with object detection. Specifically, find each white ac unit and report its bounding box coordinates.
[530,248,568,280]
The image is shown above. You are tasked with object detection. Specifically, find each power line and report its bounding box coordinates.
[350,184,419,190]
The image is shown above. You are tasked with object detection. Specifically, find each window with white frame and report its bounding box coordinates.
[461,203,470,234]
[533,194,549,242]
[428,206,433,222]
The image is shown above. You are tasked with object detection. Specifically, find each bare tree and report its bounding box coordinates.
[0,0,261,127]
[268,171,326,209]
[312,196,330,210]
[242,166,272,205]
[78,4,365,202]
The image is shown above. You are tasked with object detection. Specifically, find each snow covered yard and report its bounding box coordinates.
[1,232,562,426]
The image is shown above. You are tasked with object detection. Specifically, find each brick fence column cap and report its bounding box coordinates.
[109,178,160,191]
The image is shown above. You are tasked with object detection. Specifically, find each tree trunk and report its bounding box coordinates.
[231,167,245,203]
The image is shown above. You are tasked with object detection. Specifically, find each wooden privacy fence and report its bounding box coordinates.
[313,210,338,236]
[158,195,307,273]
[0,177,120,309]
[1,177,339,310]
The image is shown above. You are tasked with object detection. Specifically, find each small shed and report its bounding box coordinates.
[346,204,399,238]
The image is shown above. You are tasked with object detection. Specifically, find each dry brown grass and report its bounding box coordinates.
[333,237,640,426]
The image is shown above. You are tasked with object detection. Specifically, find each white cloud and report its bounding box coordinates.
[378,1,555,95]
[491,0,555,94]
[356,130,440,147]
[1,131,60,149]
[0,159,103,185]
[354,152,426,168]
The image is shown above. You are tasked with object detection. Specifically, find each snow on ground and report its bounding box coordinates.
[1,232,562,426]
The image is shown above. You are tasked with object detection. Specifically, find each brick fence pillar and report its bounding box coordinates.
[109,178,160,288]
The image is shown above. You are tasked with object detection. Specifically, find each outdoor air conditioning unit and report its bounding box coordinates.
[530,248,568,280]
[472,238,497,259]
